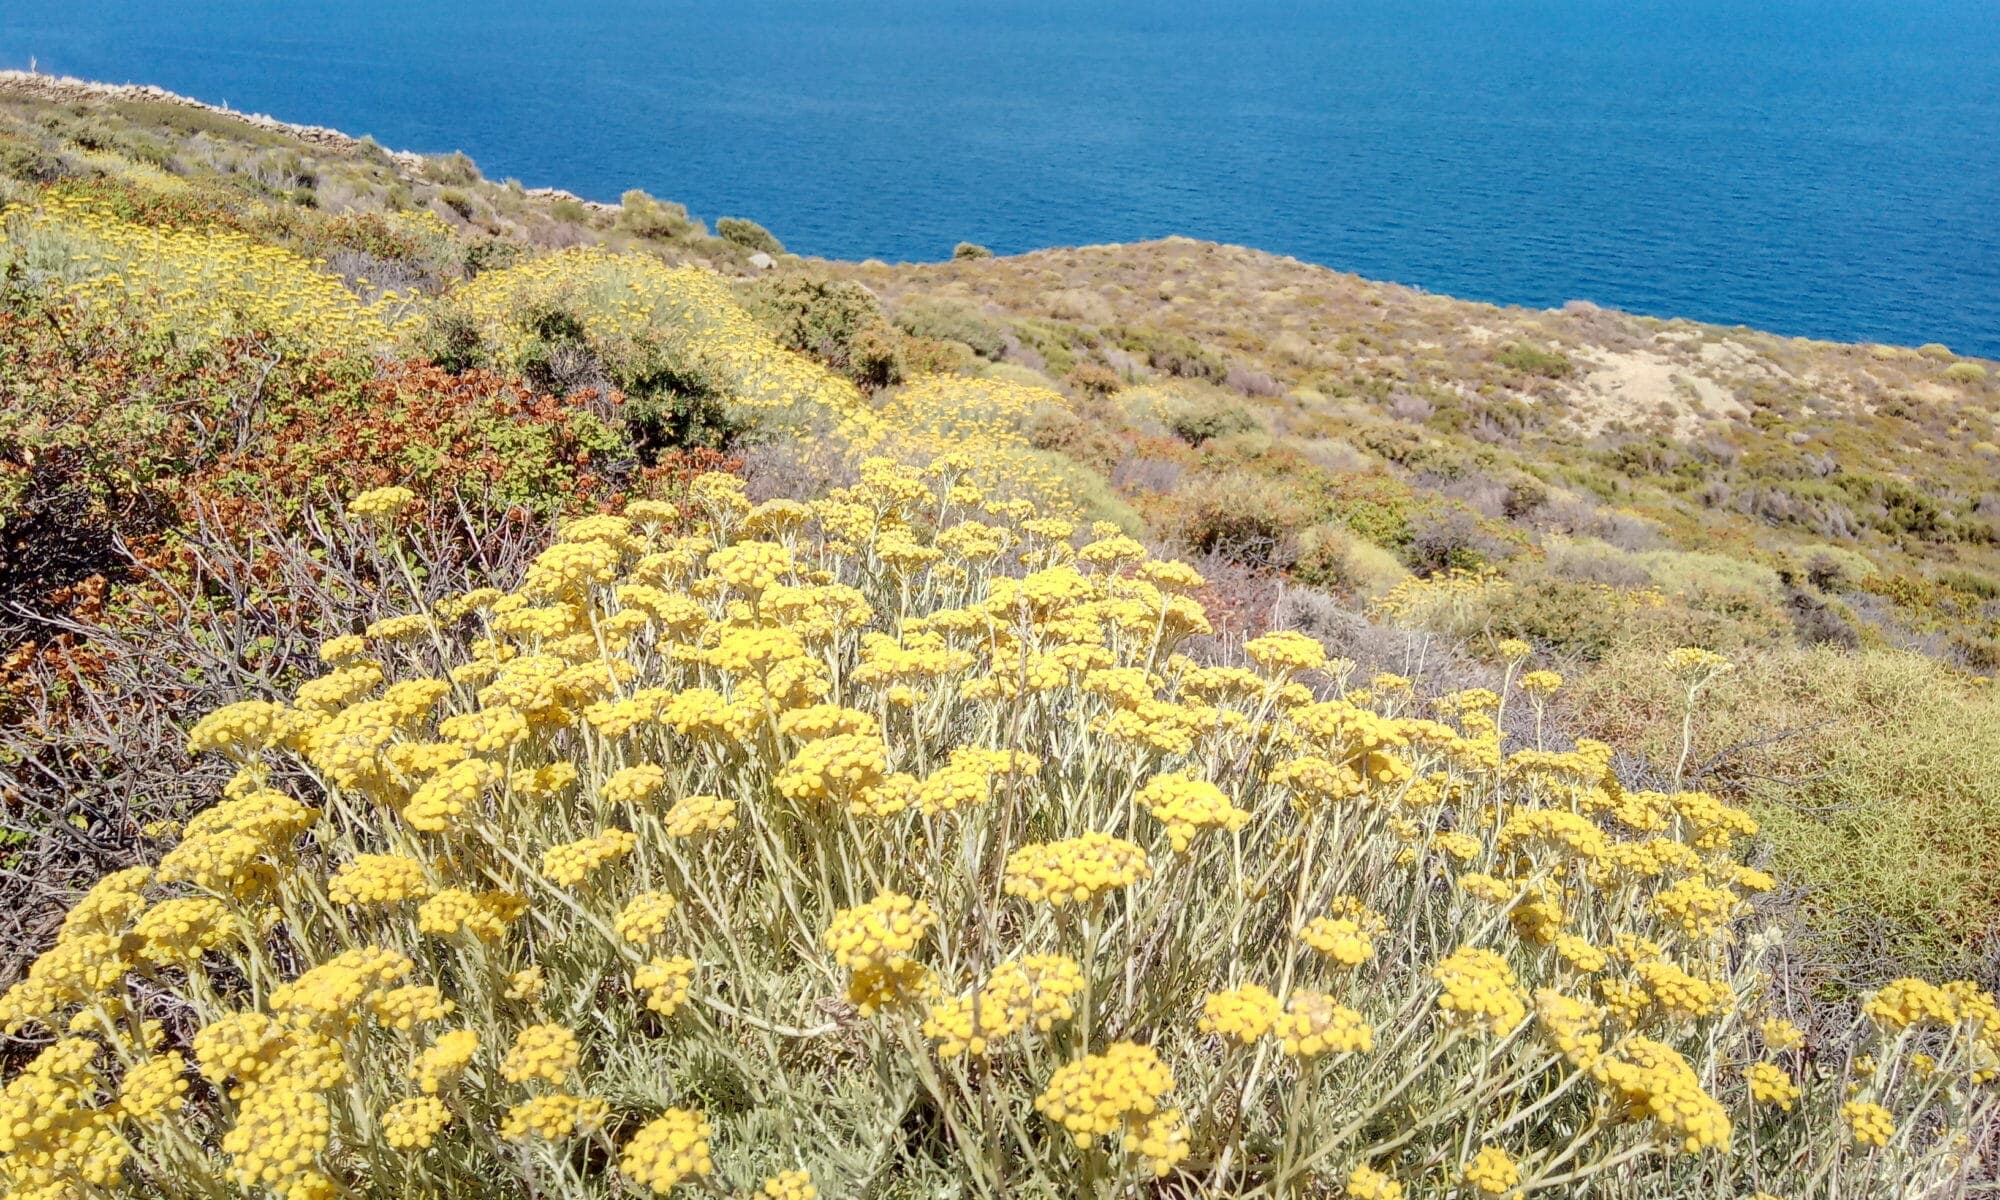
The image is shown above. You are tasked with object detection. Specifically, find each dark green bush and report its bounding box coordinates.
[893,297,1008,359]
[617,189,704,241]
[1161,391,1259,445]
[740,273,896,384]
[1174,470,1311,567]
[437,189,476,220]
[1122,327,1227,384]
[411,306,493,375]
[623,363,748,458]
[1495,340,1574,378]
[717,217,784,255]
[953,241,994,260]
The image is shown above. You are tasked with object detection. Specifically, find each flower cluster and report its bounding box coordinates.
[0,464,1987,1200]
[1033,1043,1189,1176]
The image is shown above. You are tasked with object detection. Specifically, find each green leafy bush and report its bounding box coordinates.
[617,189,705,241]
[893,296,1009,359]
[1494,341,1573,378]
[717,216,784,254]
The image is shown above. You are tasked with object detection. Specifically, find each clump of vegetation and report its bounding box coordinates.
[739,271,903,388]
[1572,645,2000,976]
[893,295,1009,360]
[6,472,1991,1200]
[716,216,783,255]
[617,189,705,241]
[953,240,994,260]
[1495,340,1574,379]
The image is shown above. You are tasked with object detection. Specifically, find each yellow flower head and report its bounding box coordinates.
[620,1108,714,1194]
[1004,832,1151,907]
[823,891,937,972]
[499,1023,580,1085]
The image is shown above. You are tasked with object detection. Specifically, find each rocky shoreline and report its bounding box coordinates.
[0,68,615,212]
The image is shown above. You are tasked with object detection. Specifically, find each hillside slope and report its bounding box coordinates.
[3,70,1999,986]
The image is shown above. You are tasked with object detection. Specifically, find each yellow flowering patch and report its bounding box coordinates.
[0,466,1991,1199]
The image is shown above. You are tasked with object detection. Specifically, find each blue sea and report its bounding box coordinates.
[4,1,1997,356]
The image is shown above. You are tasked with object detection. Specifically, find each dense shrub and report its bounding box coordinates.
[1122,326,1228,384]
[1160,388,1260,445]
[1573,646,2000,976]
[1174,468,1311,566]
[716,216,783,255]
[739,272,898,384]
[617,189,705,241]
[1494,341,1574,379]
[893,295,1009,359]
[419,151,482,186]
[952,240,993,259]
[4,472,1988,1200]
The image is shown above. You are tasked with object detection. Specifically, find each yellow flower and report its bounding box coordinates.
[541,829,638,887]
[499,1023,580,1085]
[349,485,417,519]
[221,1079,330,1191]
[1516,670,1563,696]
[602,763,668,805]
[663,793,739,837]
[1746,1062,1800,1111]
[411,1029,478,1094]
[1666,646,1732,676]
[759,1169,817,1200]
[328,854,430,905]
[708,540,794,593]
[1275,990,1373,1057]
[502,1093,611,1141]
[1199,984,1281,1046]
[922,956,1084,1056]
[1461,1146,1519,1195]
[1003,832,1151,906]
[1136,771,1250,852]
[1842,1100,1894,1147]
[1760,1016,1805,1052]
[1595,1037,1731,1152]
[633,957,697,1017]
[824,891,937,971]
[1347,1164,1405,1200]
[382,1095,452,1150]
[117,1051,189,1121]
[776,733,888,802]
[1301,899,1387,966]
[1864,978,1957,1032]
[620,1108,714,1193]
[505,966,547,1003]
[1433,947,1528,1036]
[1034,1042,1187,1174]
[617,891,679,943]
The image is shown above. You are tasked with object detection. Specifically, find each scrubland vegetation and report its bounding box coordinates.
[2,77,1999,1197]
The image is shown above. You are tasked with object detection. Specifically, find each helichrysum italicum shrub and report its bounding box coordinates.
[4,461,1995,1200]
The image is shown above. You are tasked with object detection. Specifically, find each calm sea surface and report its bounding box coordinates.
[4,0,1997,355]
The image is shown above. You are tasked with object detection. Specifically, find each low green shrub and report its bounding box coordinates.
[617,189,705,241]
[716,216,784,254]
[1573,646,2000,976]
[894,296,1009,359]
[1494,340,1574,379]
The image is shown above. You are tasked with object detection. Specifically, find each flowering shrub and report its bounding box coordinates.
[445,248,878,440]
[4,460,1992,1198]
[0,191,409,358]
